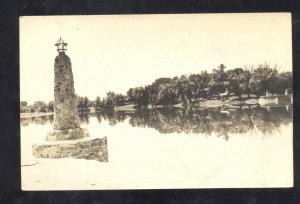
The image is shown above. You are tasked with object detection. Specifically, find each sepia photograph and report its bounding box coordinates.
[20,13,293,190]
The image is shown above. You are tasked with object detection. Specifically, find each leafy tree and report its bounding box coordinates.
[226,68,245,98]
[249,63,279,96]
[122,63,292,107]
[207,79,218,98]
[277,71,292,94]
[106,91,116,106]
[77,96,90,111]
[47,101,54,112]
[20,101,28,113]
[157,84,176,105]
[213,64,226,82]
[95,96,101,111]
[207,64,228,97]
[83,97,89,109]
[127,88,134,103]
[30,105,35,113]
[101,98,107,108]
[197,71,211,99]
[115,94,125,106]
[77,96,84,110]
[126,87,148,108]
[33,101,47,112]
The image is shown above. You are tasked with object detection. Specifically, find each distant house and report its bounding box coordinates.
[219,88,229,98]
[285,88,292,95]
[259,89,292,105]
[265,90,273,97]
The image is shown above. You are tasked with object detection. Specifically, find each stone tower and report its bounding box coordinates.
[46,37,89,141]
[32,37,107,162]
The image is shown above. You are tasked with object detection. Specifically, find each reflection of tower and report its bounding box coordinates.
[46,37,89,141]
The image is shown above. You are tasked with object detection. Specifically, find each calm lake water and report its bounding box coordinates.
[21,106,293,139]
[21,106,293,189]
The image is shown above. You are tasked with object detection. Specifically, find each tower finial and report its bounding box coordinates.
[55,37,68,53]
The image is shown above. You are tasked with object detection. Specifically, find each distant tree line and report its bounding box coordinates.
[94,92,127,111]
[20,96,93,113]
[20,101,54,113]
[21,63,292,112]
[94,63,292,109]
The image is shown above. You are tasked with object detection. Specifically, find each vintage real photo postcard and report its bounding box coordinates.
[20,13,293,190]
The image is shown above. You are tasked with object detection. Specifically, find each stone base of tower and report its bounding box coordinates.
[46,127,89,141]
[32,137,108,162]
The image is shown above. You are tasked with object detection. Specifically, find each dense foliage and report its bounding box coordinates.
[94,63,292,109]
[21,63,292,112]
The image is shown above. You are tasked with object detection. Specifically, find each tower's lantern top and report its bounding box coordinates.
[55,37,68,53]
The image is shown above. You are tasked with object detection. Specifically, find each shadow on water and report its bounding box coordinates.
[21,106,293,141]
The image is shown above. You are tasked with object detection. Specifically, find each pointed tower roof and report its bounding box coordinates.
[55,37,68,53]
[55,37,68,46]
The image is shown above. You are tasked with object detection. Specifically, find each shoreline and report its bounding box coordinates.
[21,96,292,118]
[20,112,54,119]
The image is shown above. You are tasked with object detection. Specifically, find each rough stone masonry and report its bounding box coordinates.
[46,51,89,141]
[33,137,108,162]
[53,53,80,130]
[32,38,107,162]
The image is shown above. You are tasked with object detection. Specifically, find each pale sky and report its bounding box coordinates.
[20,13,292,104]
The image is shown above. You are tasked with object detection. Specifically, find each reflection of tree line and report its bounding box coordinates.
[21,115,54,126]
[93,111,129,126]
[95,106,292,140]
[21,106,292,140]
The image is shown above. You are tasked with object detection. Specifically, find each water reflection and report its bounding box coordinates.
[21,106,292,140]
[79,113,90,124]
[94,111,129,126]
[93,106,292,140]
[21,115,54,126]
